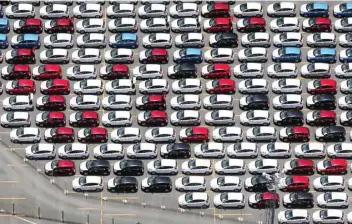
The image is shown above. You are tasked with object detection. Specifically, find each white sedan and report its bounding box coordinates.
[25,143,55,160]
[238,79,268,94]
[273,94,303,110]
[145,127,176,143]
[317,192,349,208]
[105,79,136,95]
[44,33,74,49]
[270,18,299,32]
[126,143,157,159]
[104,49,133,64]
[295,143,326,158]
[10,127,40,143]
[73,80,103,95]
[267,63,297,78]
[272,79,302,94]
[93,144,124,159]
[267,2,296,17]
[227,143,258,158]
[170,3,199,18]
[215,159,246,175]
[67,65,97,80]
[102,95,132,110]
[102,111,132,127]
[210,176,242,192]
[175,176,206,192]
[111,127,141,143]
[6,4,35,18]
[140,18,169,33]
[70,95,100,110]
[273,33,303,48]
[72,176,103,192]
[233,63,264,78]
[58,143,89,159]
[40,4,69,19]
[246,127,277,142]
[172,79,202,94]
[72,48,102,64]
[214,193,245,209]
[240,110,270,126]
[3,95,33,111]
[133,64,163,80]
[203,94,233,110]
[1,112,30,128]
[327,143,352,158]
[170,110,200,126]
[139,79,169,94]
[261,143,291,158]
[182,159,212,175]
[336,64,352,78]
[238,47,267,63]
[194,142,225,158]
[138,3,167,18]
[170,94,201,110]
[178,192,210,209]
[313,209,345,224]
[142,33,172,48]
[147,159,178,175]
[213,127,243,142]
[76,33,106,48]
[77,18,106,34]
[73,4,102,18]
[204,48,234,63]
[205,110,235,126]
[314,176,345,192]
[106,4,136,18]
[233,2,263,17]
[248,159,279,174]
[277,209,310,224]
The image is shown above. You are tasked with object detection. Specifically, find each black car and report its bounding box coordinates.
[160,143,191,159]
[79,160,111,176]
[315,126,346,142]
[283,192,314,208]
[141,176,172,193]
[210,33,238,48]
[167,64,197,79]
[240,95,269,110]
[306,94,336,110]
[107,177,138,193]
[341,111,352,126]
[244,176,269,192]
[274,110,304,126]
[113,160,144,176]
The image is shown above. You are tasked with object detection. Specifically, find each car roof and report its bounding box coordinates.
[314,94,335,101]
[223,176,240,184]
[85,79,102,87]
[151,48,167,56]
[297,159,314,167]
[148,94,164,102]
[84,176,102,184]
[157,127,174,135]
[183,94,199,102]
[122,33,137,41]
[285,94,302,102]
[56,33,72,41]
[251,47,266,54]
[293,192,313,200]
[118,176,137,184]
[183,18,198,25]
[48,111,64,119]
[105,143,122,151]
[213,64,230,71]
[215,94,232,102]
[254,32,269,39]
[246,2,262,9]
[313,2,328,10]
[150,110,167,118]
[0,18,8,26]
[183,110,199,118]
[220,32,237,39]
[262,192,279,200]
[191,192,208,201]
[214,18,230,25]
[248,94,268,101]
[292,126,309,135]
[18,4,33,10]
[123,127,140,135]
[307,142,324,150]
[52,49,67,56]
[325,209,343,217]
[18,79,34,86]
[52,4,67,11]
[160,159,177,166]
[272,142,290,150]
[90,127,107,135]
[120,18,135,25]
[251,79,267,86]
[0,34,6,41]
[292,176,309,184]
[84,3,101,11]
[186,33,203,40]
[246,63,263,71]
[16,95,31,103]
[319,33,335,40]
[330,158,347,166]
[330,192,347,200]
[222,127,241,135]
[185,48,202,56]
[71,143,87,151]
[23,127,39,135]
[139,143,156,151]
[151,18,167,25]
[154,33,170,41]
[119,3,135,10]
[249,17,265,25]
[284,110,304,118]
[57,127,73,135]
[214,3,229,10]
[25,18,41,26]
[320,79,336,87]
[178,63,197,71]
[340,143,352,151]
[314,17,331,25]
[216,48,233,55]
[226,193,243,201]
[192,126,209,135]
[291,209,308,217]
[57,159,74,167]
[182,3,197,10]
[252,110,269,118]
[284,47,301,55]
[48,95,65,102]
[56,18,71,26]
[13,112,29,120]
[207,142,223,150]
[112,64,128,72]
[228,159,244,166]
[125,159,143,166]
[91,159,110,167]
[279,62,296,70]
[83,48,100,55]
[282,78,301,86]
[188,176,205,183]
[218,78,235,86]
[195,159,211,167]
[52,79,69,86]
[326,175,344,184]
[170,143,190,150]
[240,142,257,150]
[285,32,301,39]
[45,64,61,71]
[151,79,167,86]
[262,159,278,166]
[151,176,171,184]
[18,48,33,56]
[319,48,336,55]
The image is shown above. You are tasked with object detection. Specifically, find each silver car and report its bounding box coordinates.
[171,18,200,33]
[1,112,30,128]
[76,33,106,48]
[175,33,204,48]
[142,33,172,48]
[43,33,74,49]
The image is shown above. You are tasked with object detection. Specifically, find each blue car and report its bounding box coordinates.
[339,49,352,63]
[109,33,138,49]
[272,47,301,62]
[307,48,336,63]
[300,2,329,17]
[173,48,203,63]
[334,3,352,18]
[11,34,40,49]
[0,33,8,49]
[0,18,9,33]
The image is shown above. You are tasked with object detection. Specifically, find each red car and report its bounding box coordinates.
[44,18,74,34]
[278,176,310,192]
[306,110,336,126]
[280,126,310,142]
[36,95,66,111]
[137,110,168,126]
[69,111,99,127]
[284,159,315,175]
[36,111,66,127]
[13,19,42,34]
[44,127,75,143]
[302,17,331,32]
[40,79,70,95]
[307,79,337,94]
[316,158,347,175]
[78,127,108,143]
[201,3,230,18]
[32,64,62,80]
[6,79,35,94]
[1,64,31,80]
[180,127,209,142]
[100,64,129,80]
[140,49,168,64]
[206,78,235,94]
[201,64,230,78]
[204,18,233,32]
[249,192,279,209]
[45,160,76,176]
[136,94,166,110]
[237,17,266,32]
[5,48,35,64]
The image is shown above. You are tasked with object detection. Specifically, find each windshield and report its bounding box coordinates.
[51,160,58,169]
[50,34,58,42]
[323,160,331,167]
[182,177,190,185]
[188,160,196,169]
[6,112,14,121]
[324,193,332,201]
[151,128,159,136]
[255,193,263,201]
[290,160,298,168]
[274,64,281,72]
[285,177,293,185]
[334,144,342,152]
[64,144,72,152]
[277,18,284,26]
[79,177,86,185]
[221,160,229,167]
[220,193,228,202]
[246,111,254,119]
[177,95,184,103]
[240,3,247,11]
[83,128,91,136]
[255,160,263,168]
[285,210,293,219]
[185,193,193,202]
[31,144,39,153]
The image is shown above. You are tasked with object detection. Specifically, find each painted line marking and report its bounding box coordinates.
[104,197,139,200]
[215,213,252,216]
[0,197,26,200]
[7,164,27,167]
[15,216,37,224]
[0,181,18,183]
[104,214,136,217]
[77,208,100,211]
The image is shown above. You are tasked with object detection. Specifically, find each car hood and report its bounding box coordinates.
[306,111,314,122]
[10,129,17,139]
[107,178,115,188]
[302,19,310,28]
[248,194,256,204]
[36,113,44,123]
[79,161,88,171]
[139,50,147,60]
[315,127,324,137]
[5,50,13,60]
[247,161,256,172]
[71,178,80,188]
[44,128,52,138]
[237,19,245,28]
[45,161,53,171]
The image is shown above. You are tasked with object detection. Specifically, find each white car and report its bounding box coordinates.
[238,79,268,94]
[313,209,345,224]
[267,2,296,17]
[194,142,225,158]
[142,33,172,48]
[238,47,267,63]
[182,159,212,175]
[175,176,206,192]
[73,4,102,18]
[58,143,88,159]
[327,143,352,158]
[175,33,204,48]
[72,176,103,192]
[40,49,69,64]
[102,95,132,110]
[138,4,167,18]
[246,127,277,142]
[6,4,34,18]
[73,80,103,95]
[133,65,163,80]
[44,33,74,49]
[171,3,199,18]
[67,65,97,80]
[25,144,55,160]
[272,79,302,94]
[273,94,303,109]
[338,95,352,110]
[295,143,325,158]
[241,33,271,48]
[203,95,233,110]
[10,127,40,143]
[126,143,157,159]
[317,192,349,208]
[147,159,178,175]
[314,176,345,192]
[204,48,234,63]
[171,18,200,33]
[261,143,291,158]
[3,94,33,111]
[141,0,170,4]
[335,18,352,32]
[214,193,245,209]
[210,176,242,192]
[40,4,69,19]
[273,33,303,47]
[93,144,124,159]
[336,63,352,78]
[70,95,100,110]
[76,18,106,34]
[170,110,200,126]
[76,33,106,48]
[140,18,169,33]
[104,49,132,64]
[233,2,263,17]
[278,210,310,224]
[301,63,330,78]
[108,18,137,33]
[172,79,202,94]
[111,127,141,143]
[170,94,201,110]
[1,112,30,128]
[340,111,352,125]
[145,127,175,143]
[105,79,136,95]
[102,111,132,127]
[233,63,264,78]
[307,33,336,48]
[339,33,352,47]
[240,110,270,126]
[227,143,258,158]
[205,110,235,126]
[139,79,169,94]
[267,63,297,78]
[72,48,101,64]
[178,192,210,209]
[213,127,243,142]
[270,18,299,32]
[215,159,246,175]
[248,159,279,174]
[106,4,136,18]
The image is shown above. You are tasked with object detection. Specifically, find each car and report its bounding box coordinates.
[0,18,9,34]
[137,110,168,126]
[111,127,141,143]
[102,95,132,111]
[70,95,100,111]
[238,79,268,94]
[73,3,102,18]
[140,49,168,65]
[101,111,132,127]
[339,34,352,47]
[36,95,66,111]
[175,176,206,192]
[76,18,105,34]
[204,48,234,63]
[307,48,336,63]
[237,17,265,33]
[139,79,168,94]
[106,3,136,18]
[201,64,230,79]
[238,47,267,63]
[272,79,302,94]
[109,33,138,49]
[3,94,33,111]
[41,79,70,95]
[44,127,74,143]
[210,176,241,192]
[270,18,300,32]
[40,4,69,19]
[5,48,35,64]
[105,79,135,95]
[182,159,212,175]
[72,48,101,64]
[79,160,111,176]
[302,17,331,32]
[334,3,352,17]
[267,2,296,17]
[145,127,176,143]
[140,18,169,33]
[241,32,270,48]
[10,127,40,143]
[335,18,352,33]
[273,33,303,48]
[278,176,310,192]
[313,209,345,224]
[45,18,74,34]
[142,33,171,49]
[261,142,291,158]
[172,18,201,33]
[136,94,166,110]
[205,79,235,94]
[283,192,314,208]
[227,142,258,158]
[6,79,35,95]
[113,159,144,176]
[194,142,224,158]
[307,33,336,48]
[172,78,202,94]
[214,192,245,209]
[306,94,336,110]
[179,127,209,142]
[315,126,346,142]
[36,111,66,127]
[66,65,97,80]
[175,33,204,48]
[201,3,229,18]
[240,110,270,126]
[267,63,297,78]
[300,2,329,17]
[11,34,39,49]
[43,33,73,49]
[108,18,137,33]
[13,18,42,34]
[73,80,103,95]
[233,2,263,17]
[317,158,348,175]
[272,47,301,62]
[214,158,245,175]
[171,110,200,126]
[173,48,202,63]
[76,33,105,49]
[340,111,352,126]
[93,144,124,159]
[273,94,303,110]
[178,192,210,209]
[317,192,349,208]
[160,143,191,159]
[249,192,280,209]
[246,127,277,142]
[32,64,61,80]
[170,3,199,18]
[100,64,128,80]
[107,177,138,193]
[25,143,55,160]
[76,0,104,5]
[244,176,270,192]
[212,127,243,142]
[168,64,197,79]
[314,176,345,191]
[5,3,34,18]
[39,49,70,64]
[280,126,310,142]
[209,33,237,48]
[274,110,304,126]
[57,143,88,159]
[1,64,30,80]
[283,159,315,175]
[204,18,232,33]
[301,63,330,78]
[148,159,178,175]
[170,94,200,110]
[141,176,172,192]
[44,159,76,176]
[69,111,99,127]
[126,143,157,159]
[138,3,167,18]
[337,64,352,79]
[72,176,103,192]
[248,159,279,174]
[203,94,233,110]
[1,111,30,128]
[307,79,337,95]
[239,95,269,110]
[306,110,336,126]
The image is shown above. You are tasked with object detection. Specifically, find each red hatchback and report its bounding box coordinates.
[5,48,35,64]
[317,159,347,175]
[78,127,108,143]
[201,64,230,79]
[32,64,62,80]
[279,176,310,192]
[69,111,99,127]
[307,79,337,95]
[14,19,42,34]
[249,192,279,209]
[40,79,70,95]
[36,95,66,111]
[45,127,75,143]
[140,49,168,64]
[1,64,31,80]
[44,18,74,34]
[280,126,310,142]
[36,111,66,127]
[45,160,76,176]
[136,95,166,110]
[6,79,35,94]
[284,159,315,175]
[100,64,129,80]
[202,3,230,18]
[180,127,209,142]
[302,17,331,32]
[306,110,336,126]
[206,79,235,94]
[137,110,168,126]
[237,17,266,32]
[204,18,233,32]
